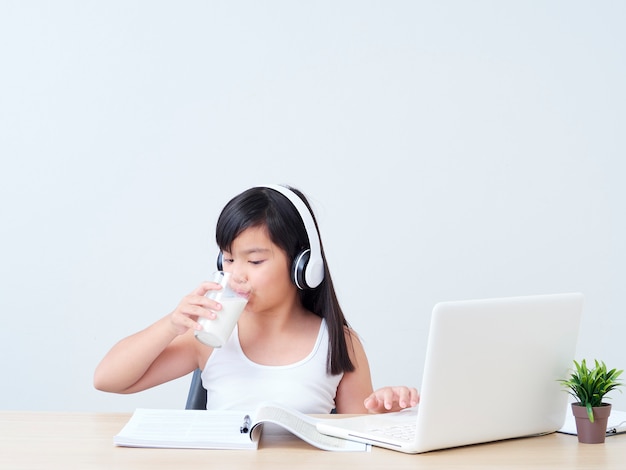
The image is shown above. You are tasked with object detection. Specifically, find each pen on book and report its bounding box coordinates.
[240,414,252,434]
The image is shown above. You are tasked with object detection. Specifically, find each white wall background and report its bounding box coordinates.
[1,1,624,412]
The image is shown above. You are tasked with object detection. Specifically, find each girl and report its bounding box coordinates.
[94,185,418,414]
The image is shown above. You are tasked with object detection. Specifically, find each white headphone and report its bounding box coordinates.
[217,184,325,290]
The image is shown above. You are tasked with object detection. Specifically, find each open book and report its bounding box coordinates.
[558,409,626,436]
[114,403,368,451]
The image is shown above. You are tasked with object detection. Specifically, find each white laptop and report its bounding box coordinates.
[317,293,584,453]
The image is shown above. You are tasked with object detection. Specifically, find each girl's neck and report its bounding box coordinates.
[241,301,311,332]
[237,305,323,366]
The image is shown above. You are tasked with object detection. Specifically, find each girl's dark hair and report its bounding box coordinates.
[215,186,355,375]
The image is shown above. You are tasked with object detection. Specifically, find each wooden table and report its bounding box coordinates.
[1,411,625,469]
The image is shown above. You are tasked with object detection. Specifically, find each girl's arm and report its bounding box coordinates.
[334,329,419,414]
[93,282,219,394]
[333,330,375,413]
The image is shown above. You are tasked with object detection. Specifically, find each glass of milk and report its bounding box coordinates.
[194,271,249,348]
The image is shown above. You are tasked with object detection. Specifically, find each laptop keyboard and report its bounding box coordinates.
[370,423,416,441]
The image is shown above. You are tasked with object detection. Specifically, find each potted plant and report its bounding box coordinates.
[559,359,623,443]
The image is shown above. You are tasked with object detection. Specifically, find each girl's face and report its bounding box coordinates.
[220,225,296,313]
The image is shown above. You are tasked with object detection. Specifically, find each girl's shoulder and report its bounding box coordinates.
[342,324,361,341]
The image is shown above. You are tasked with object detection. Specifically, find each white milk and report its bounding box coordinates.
[195,297,248,348]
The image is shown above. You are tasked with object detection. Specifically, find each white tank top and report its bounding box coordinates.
[201,318,342,413]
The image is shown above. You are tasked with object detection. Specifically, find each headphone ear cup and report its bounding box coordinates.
[216,252,223,271]
[292,249,311,290]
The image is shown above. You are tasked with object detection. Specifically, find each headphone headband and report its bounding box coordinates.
[261,184,325,289]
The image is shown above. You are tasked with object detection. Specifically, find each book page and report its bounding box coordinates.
[114,409,258,450]
[253,404,369,452]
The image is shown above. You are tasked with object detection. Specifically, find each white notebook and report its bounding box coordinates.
[114,403,367,451]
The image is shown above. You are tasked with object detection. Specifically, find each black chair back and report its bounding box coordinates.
[185,368,207,410]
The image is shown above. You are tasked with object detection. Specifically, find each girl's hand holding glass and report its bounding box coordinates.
[169,281,224,336]
[194,272,250,348]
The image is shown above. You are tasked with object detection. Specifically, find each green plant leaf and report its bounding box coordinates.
[586,402,594,423]
[558,359,624,413]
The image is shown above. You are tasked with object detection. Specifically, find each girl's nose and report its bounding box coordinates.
[231,271,247,285]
